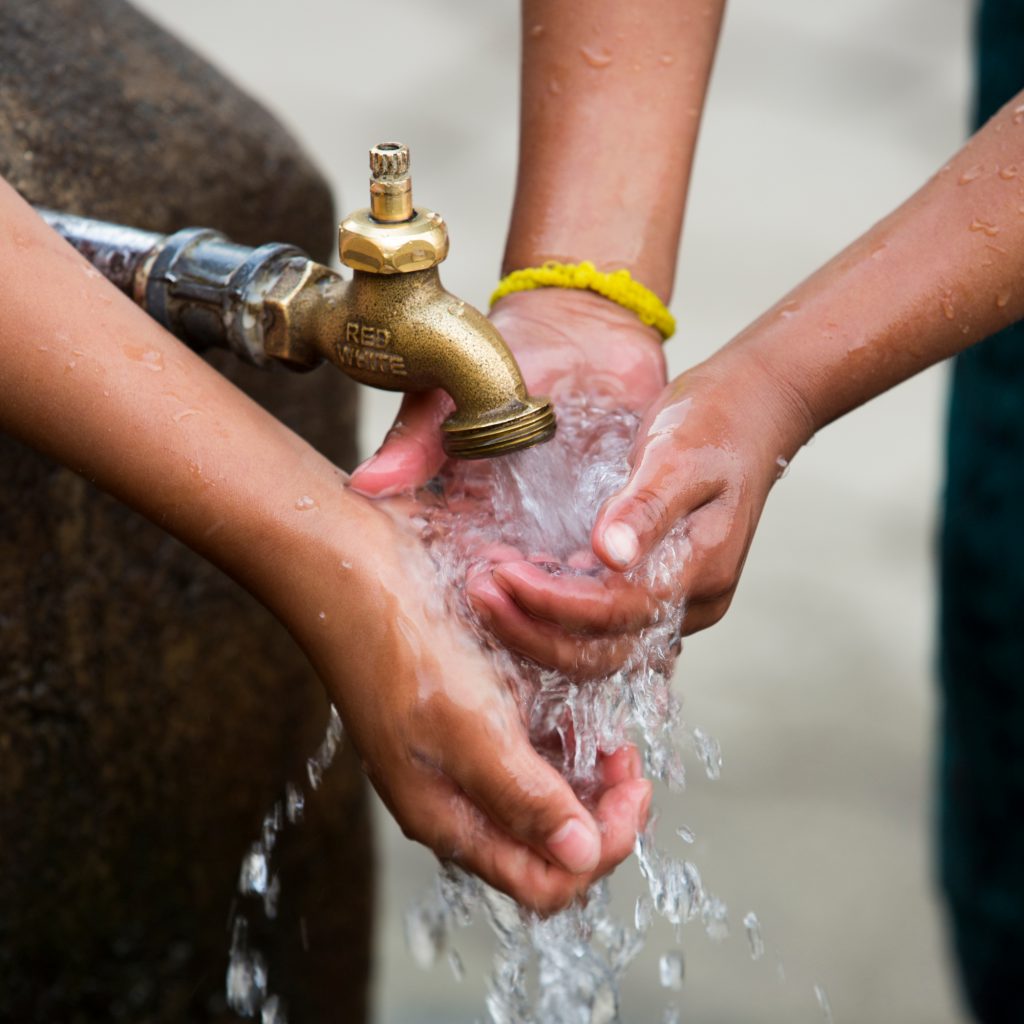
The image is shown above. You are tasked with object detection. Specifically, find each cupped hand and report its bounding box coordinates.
[348,287,667,496]
[288,492,652,914]
[480,354,815,658]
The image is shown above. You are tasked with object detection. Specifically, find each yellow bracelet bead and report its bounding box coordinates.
[489,261,676,341]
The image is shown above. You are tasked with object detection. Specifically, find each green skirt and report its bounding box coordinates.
[940,2,1024,1020]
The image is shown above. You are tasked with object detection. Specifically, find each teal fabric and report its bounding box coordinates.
[939,2,1024,1020]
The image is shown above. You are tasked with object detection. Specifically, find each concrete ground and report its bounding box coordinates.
[137,2,974,1020]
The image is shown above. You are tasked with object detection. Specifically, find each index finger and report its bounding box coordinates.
[492,560,662,634]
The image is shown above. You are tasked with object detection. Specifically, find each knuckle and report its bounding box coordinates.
[628,485,670,536]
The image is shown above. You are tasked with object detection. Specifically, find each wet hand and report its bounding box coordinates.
[292,496,652,913]
[348,287,667,496]
[478,357,812,659]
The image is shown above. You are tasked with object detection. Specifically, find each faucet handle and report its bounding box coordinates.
[340,141,448,272]
[369,142,413,223]
[369,142,410,181]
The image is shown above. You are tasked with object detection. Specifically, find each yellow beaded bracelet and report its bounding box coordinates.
[489,261,676,341]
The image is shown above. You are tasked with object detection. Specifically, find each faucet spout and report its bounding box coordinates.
[321,268,554,458]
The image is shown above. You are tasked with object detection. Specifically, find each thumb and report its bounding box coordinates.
[592,431,718,571]
[348,388,452,496]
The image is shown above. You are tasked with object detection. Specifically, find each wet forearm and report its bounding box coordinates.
[505,0,726,299]
[0,180,381,616]
[715,91,1024,445]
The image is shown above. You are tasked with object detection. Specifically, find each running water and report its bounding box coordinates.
[404,397,739,1022]
[227,395,833,1022]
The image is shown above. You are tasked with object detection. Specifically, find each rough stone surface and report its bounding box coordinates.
[0,2,371,1021]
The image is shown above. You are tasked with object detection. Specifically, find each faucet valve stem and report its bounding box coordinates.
[369,142,413,223]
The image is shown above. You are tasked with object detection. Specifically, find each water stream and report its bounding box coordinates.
[226,396,832,1022]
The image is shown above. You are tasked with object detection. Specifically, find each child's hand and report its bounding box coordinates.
[474,357,811,662]
[287,495,652,914]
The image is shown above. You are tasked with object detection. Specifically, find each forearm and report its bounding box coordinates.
[0,180,379,616]
[504,0,726,299]
[713,91,1024,446]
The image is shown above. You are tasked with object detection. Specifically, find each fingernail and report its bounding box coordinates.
[350,452,380,479]
[348,452,406,497]
[602,522,639,568]
[547,817,600,874]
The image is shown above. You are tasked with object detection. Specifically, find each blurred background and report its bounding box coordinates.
[135,1,973,1020]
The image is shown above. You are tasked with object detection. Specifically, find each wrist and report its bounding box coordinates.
[490,287,666,361]
[692,345,818,462]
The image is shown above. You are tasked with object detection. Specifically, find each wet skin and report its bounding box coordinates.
[0,180,649,914]
[495,89,1024,667]
[350,0,728,681]
[356,92,1024,680]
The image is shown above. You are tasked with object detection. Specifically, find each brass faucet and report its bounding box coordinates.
[36,142,556,459]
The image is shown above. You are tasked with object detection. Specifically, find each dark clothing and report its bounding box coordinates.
[0,3,372,1021]
[939,2,1024,1020]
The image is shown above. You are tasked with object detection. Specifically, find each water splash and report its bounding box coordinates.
[407,397,740,1021]
[744,911,766,961]
[226,707,343,1019]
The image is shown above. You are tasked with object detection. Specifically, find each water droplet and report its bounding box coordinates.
[317,610,326,621]
[405,902,445,968]
[1013,103,1024,125]
[675,825,695,844]
[142,350,164,371]
[262,874,280,920]
[662,1008,680,1024]
[634,894,654,931]
[580,44,613,68]
[547,77,562,95]
[447,948,465,981]
[870,243,887,260]
[659,951,684,990]
[447,301,466,317]
[958,164,984,184]
[692,727,721,780]
[659,53,675,66]
[970,217,1000,236]
[173,408,199,423]
[999,164,1019,179]
[743,911,765,960]
[776,455,790,479]
[226,917,268,1016]
[81,263,100,279]
[814,983,834,1023]
[261,994,287,1024]
[340,560,353,570]
[294,495,318,511]
[777,300,800,319]
[702,896,729,941]
[529,23,544,38]
[239,844,268,895]
[941,293,956,320]
[285,782,304,824]
[996,289,1012,309]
